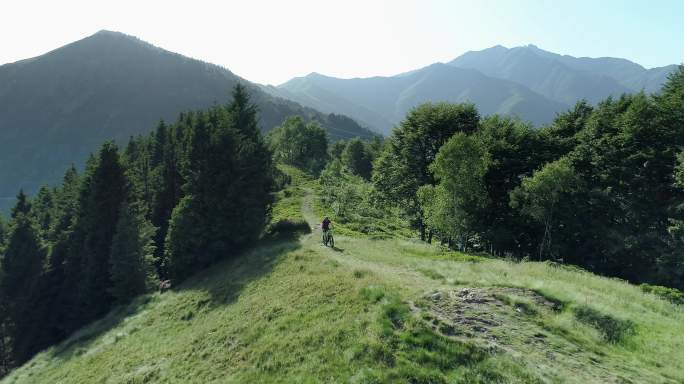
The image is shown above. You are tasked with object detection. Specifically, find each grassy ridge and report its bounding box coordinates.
[3,169,683,383]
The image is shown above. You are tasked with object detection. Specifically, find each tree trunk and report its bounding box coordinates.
[0,321,11,377]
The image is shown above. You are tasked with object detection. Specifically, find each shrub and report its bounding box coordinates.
[418,268,445,280]
[573,305,635,343]
[267,219,311,237]
[640,284,684,305]
[272,167,292,191]
[360,286,386,303]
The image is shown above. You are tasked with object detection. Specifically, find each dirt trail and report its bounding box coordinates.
[300,188,430,285]
[300,188,320,234]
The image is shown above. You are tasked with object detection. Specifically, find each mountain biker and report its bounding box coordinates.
[321,216,334,246]
[322,216,332,233]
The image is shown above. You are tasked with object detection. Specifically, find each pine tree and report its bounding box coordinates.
[0,215,7,251]
[30,186,55,242]
[150,123,183,277]
[0,305,11,376]
[151,120,167,167]
[10,190,30,220]
[40,166,81,343]
[1,201,46,363]
[230,84,261,140]
[166,85,274,281]
[109,201,156,304]
[77,142,129,322]
[228,86,275,245]
[2,195,42,300]
[124,135,155,214]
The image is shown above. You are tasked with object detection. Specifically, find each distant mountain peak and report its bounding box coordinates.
[94,29,125,36]
[90,29,140,41]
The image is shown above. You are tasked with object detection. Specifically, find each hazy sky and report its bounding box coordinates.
[2,0,683,85]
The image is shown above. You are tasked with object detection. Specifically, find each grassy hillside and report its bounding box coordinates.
[3,170,683,383]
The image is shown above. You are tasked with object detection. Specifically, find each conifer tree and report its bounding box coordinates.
[166,85,274,281]
[109,201,156,304]
[76,142,129,322]
[0,305,11,376]
[30,186,55,242]
[149,122,183,276]
[0,216,7,251]
[10,190,31,220]
[1,199,46,363]
[42,166,81,341]
[151,120,167,166]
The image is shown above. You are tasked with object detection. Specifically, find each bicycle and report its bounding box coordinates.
[322,228,334,248]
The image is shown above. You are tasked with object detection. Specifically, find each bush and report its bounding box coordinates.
[272,167,292,191]
[267,219,311,237]
[573,305,635,343]
[640,284,684,305]
[360,286,386,303]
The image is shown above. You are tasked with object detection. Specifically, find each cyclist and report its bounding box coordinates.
[322,216,333,245]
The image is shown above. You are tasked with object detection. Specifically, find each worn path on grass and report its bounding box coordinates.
[300,187,432,288]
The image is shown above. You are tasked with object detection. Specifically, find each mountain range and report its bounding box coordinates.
[268,44,678,134]
[0,31,375,208]
[0,31,679,210]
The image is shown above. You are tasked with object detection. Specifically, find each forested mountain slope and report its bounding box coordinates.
[0,30,374,207]
[3,172,682,384]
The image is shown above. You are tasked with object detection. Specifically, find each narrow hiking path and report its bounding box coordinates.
[300,187,434,289]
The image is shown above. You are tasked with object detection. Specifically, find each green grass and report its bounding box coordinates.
[3,167,683,383]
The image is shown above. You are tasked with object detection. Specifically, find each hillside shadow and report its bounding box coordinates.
[182,238,301,307]
[49,293,156,361]
[47,238,301,363]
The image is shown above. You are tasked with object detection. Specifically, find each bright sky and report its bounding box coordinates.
[2,0,683,85]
